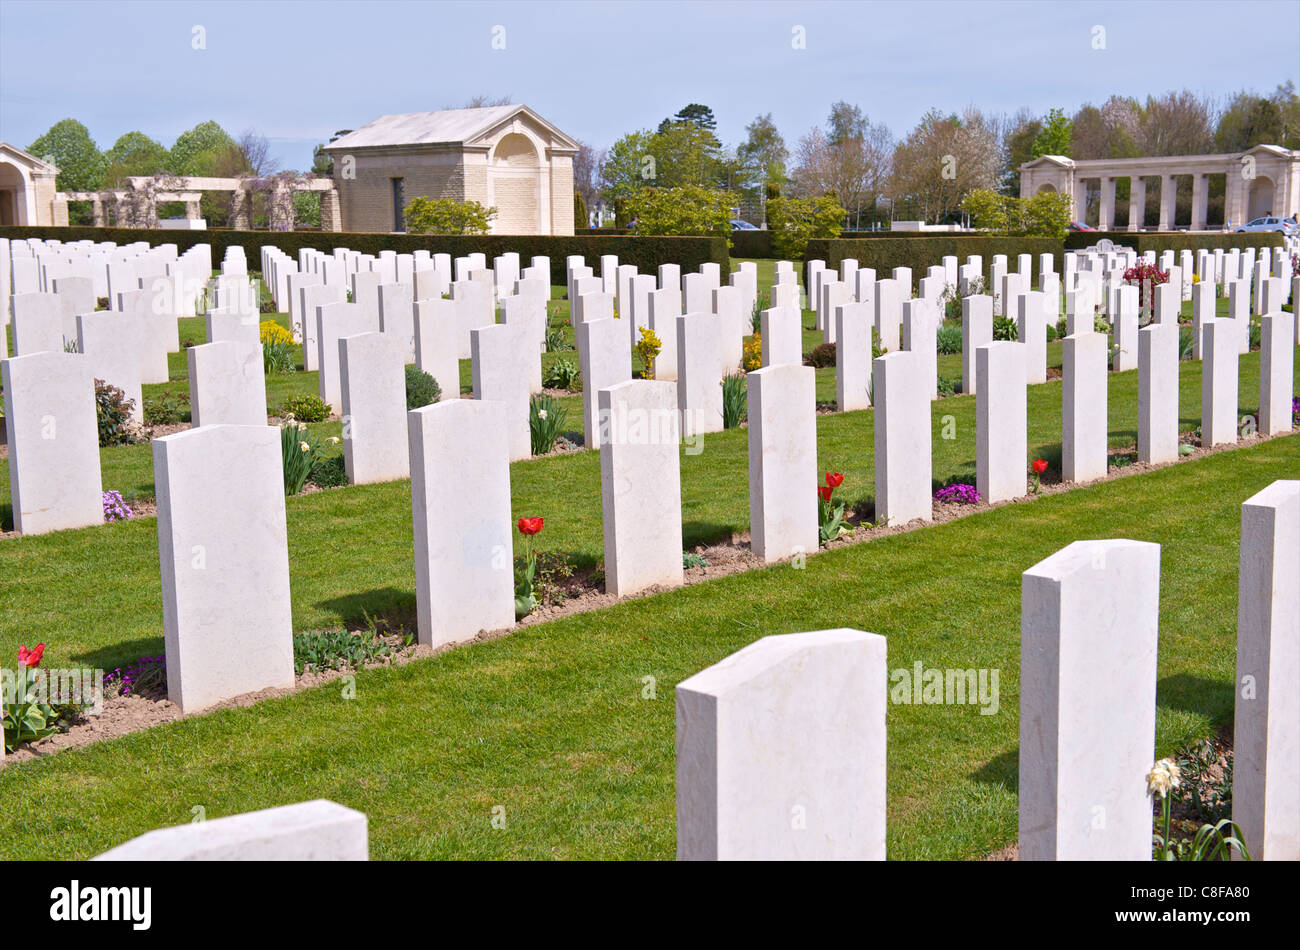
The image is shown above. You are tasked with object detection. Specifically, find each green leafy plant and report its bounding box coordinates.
[993,316,1019,341]
[1178,327,1195,360]
[818,472,853,544]
[280,393,330,423]
[1148,758,1249,861]
[514,517,545,619]
[94,379,140,446]
[293,614,410,675]
[937,374,959,398]
[721,373,747,428]
[309,453,348,488]
[682,551,707,569]
[544,325,571,353]
[935,323,962,355]
[263,340,296,375]
[281,422,338,496]
[405,365,442,410]
[404,196,496,235]
[143,391,190,426]
[544,357,582,391]
[529,394,568,456]
[3,644,86,753]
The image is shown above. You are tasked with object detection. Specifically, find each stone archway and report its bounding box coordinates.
[0,157,32,225]
[1036,182,1057,194]
[489,132,541,234]
[1247,175,1275,220]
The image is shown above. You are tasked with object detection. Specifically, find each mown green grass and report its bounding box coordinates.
[0,433,1294,860]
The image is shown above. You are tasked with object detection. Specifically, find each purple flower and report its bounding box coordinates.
[102,490,134,522]
[934,483,981,505]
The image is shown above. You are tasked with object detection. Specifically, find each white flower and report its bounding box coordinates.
[327,436,340,444]
[1146,758,1181,798]
[298,423,307,432]
[299,442,310,453]
[538,409,548,419]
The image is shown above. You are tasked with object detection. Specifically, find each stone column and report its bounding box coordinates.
[1098,177,1115,231]
[1158,174,1176,231]
[1127,176,1145,232]
[1073,177,1088,225]
[185,198,201,222]
[229,188,251,230]
[1191,174,1209,231]
[321,188,343,232]
[91,194,105,227]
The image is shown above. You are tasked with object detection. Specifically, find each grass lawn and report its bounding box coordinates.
[0,432,1295,860]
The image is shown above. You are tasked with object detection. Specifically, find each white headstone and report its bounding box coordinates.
[976,341,1027,503]
[747,363,818,563]
[340,331,409,483]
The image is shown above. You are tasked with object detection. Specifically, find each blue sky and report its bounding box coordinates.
[1,0,1297,171]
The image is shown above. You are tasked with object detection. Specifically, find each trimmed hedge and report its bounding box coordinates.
[805,236,1063,286]
[1063,230,1286,254]
[729,230,775,259]
[0,226,729,287]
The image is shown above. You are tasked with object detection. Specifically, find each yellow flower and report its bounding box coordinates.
[327,436,340,444]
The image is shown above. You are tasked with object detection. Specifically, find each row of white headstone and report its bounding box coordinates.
[676,478,1300,861]
[91,475,1299,862]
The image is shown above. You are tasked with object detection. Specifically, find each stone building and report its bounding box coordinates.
[324,104,578,235]
[1019,144,1300,230]
[0,143,62,226]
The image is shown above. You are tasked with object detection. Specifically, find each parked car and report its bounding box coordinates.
[1234,216,1299,236]
[1067,221,1096,232]
[730,219,760,231]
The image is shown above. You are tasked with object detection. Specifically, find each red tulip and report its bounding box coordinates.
[17,643,45,668]
[517,517,544,536]
[825,472,844,489]
[818,486,834,502]
[1032,459,1048,474]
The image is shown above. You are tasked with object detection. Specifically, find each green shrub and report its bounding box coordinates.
[937,374,960,398]
[721,373,747,428]
[529,394,568,456]
[1045,323,1058,342]
[543,358,581,391]
[143,391,190,426]
[404,196,495,235]
[309,454,348,488]
[281,393,330,423]
[293,624,406,675]
[993,316,1019,341]
[405,365,441,410]
[767,195,845,260]
[935,323,962,355]
[544,325,571,353]
[626,185,733,239]
[94,380,139,446]
[803,342,837,368]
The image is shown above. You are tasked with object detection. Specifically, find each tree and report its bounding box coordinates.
[661,103,717,134]
[1070,97,1142,159]
[237,130,280,177]
[312,130,351,177]
[1002,109,1042,195]
[1031,108,1072,157]
[624,185,732,238]
[102,131,169,187]
[600,130,657,202]
[404,196,495,234]
[170,121,237,176]
[1138,89,1214,156]
[27,119,105,192]
[888,108,1000,224]
[449,94,513,109]
[736,113,788,194]
[1215,91,1284,152]
[790,104,892,226]
[572,140,606,210]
